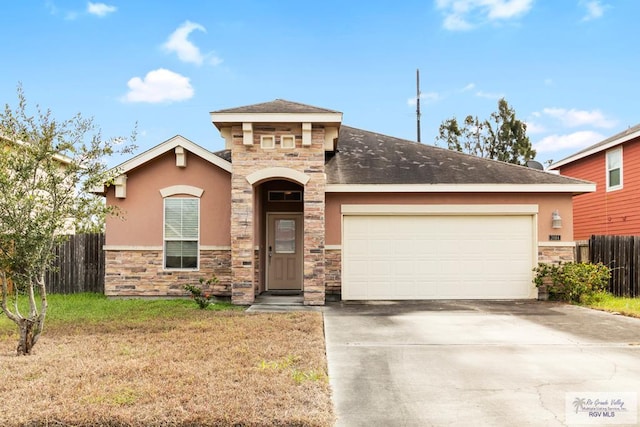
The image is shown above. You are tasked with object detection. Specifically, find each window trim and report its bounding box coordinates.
[606,147,623,192]
[163,197,200,271]
[280,134,296,149]
[260,135,275,149]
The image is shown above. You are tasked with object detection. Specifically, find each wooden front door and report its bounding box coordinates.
[267,213,303,290]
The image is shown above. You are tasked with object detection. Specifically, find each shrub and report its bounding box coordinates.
[184,276,219,309]
[533,262,610,303]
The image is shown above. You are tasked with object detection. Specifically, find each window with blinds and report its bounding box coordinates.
[164,198,199,269]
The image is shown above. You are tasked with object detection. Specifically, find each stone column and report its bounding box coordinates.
[302,130,326,305]
[230,135,256,305]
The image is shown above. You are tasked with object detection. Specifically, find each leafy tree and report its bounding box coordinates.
[0,86,135,355]
[436,98,535,165]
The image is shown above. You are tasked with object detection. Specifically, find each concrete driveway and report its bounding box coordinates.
[323,301,640,426]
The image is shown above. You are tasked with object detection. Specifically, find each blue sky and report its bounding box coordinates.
[2,0,638,167]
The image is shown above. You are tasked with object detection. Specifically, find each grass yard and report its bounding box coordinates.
[581,293,640,319]
[0,294,334,427]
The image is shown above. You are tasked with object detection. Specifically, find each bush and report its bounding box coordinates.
[533,262,610,303]
[184,276,219,309]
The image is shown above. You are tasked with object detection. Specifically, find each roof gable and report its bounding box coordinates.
[114,135,231,174]
[92,135,232,194]
[549,123,640,169]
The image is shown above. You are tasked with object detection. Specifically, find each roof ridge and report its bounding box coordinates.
[211,99,341,114]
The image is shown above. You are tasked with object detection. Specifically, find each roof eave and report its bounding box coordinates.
[549,128,640,169]
[325,183,596,194]
[210,112,343,130]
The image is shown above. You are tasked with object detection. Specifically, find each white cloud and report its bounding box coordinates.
[475,90,504,99]
[534,130,604,153]
[407,92,441,106]
[209,55,224,66]
[87,2,117,17]
[163,21,207,65]
[443,14,474,30]
[123,69,194,103]
[581,0,608,21]
[436,0,534,30]
[524,121,546,134]
[461,83,476,91]
[541,107,617,128]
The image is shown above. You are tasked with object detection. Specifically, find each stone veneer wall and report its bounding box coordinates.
[537,243,575,265]
[254,249,261,293]
[230,123,326,305]
[325,249,341,295]
[105,249,231,297]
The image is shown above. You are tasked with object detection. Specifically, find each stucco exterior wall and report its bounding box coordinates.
[325,192,574,245]
[105,149,231,247]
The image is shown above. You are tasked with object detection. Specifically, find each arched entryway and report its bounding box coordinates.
[255,179,304,294]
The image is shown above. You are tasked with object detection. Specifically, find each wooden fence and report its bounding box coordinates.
[588,235,640,297]
[45,233,105,294]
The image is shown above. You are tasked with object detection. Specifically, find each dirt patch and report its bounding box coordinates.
[0,311,334,426]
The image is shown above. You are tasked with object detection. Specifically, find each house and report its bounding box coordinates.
[97,100,594,305]
[548,124,640,241]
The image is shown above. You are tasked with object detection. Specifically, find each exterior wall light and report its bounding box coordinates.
[551,210,562,229]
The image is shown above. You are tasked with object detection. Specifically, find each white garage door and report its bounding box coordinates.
[342,214,535,300]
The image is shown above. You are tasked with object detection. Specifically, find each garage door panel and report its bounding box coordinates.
[342,214,535,300]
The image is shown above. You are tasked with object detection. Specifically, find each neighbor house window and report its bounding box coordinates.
[606,148,623,191]
[164,198,199,269]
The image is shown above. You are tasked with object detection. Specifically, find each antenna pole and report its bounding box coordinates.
[416,69,421,143]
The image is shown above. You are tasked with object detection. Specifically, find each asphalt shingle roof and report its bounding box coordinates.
[213,125,590,186]
[210,99,340,115]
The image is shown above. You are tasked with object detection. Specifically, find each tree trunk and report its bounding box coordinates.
[16,318,39,355]
[2,273,47,355]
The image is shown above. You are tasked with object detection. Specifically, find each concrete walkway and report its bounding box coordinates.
[323,300,640,426]
[246,292,324,312]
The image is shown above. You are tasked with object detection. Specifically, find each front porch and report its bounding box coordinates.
[230,168,327,306]
[245,291,325,312]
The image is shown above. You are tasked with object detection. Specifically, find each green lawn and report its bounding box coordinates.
[0,292,241,333]
[581,293,640,318]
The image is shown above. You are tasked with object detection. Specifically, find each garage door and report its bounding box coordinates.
[342,213,535,300]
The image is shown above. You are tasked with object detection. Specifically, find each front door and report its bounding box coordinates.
[267,213,303,290]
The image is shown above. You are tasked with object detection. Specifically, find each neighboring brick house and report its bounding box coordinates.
[96,100,594,305]
[549,124,640,241]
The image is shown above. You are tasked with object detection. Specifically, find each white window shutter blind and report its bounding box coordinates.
[164,198,199,269]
